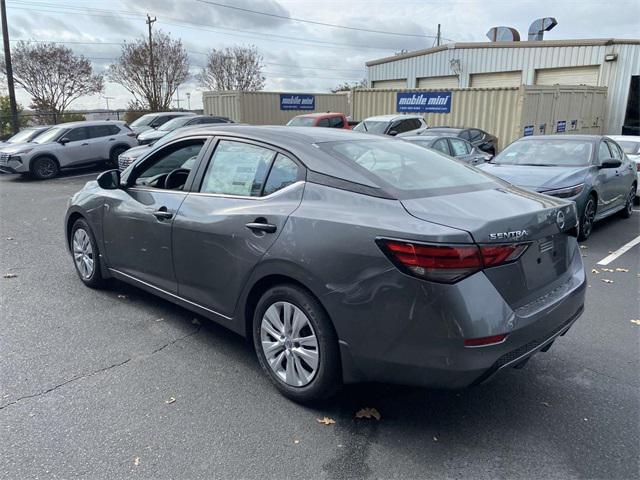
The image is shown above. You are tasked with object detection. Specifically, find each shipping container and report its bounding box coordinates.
[352,85,607,150]
[203,91,350,125]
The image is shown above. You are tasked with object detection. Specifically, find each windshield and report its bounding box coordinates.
[494,139,593,167]
[7,128,43,143]
[130,114,156,127]
[318,140,494,192]
[32,126,67,144]
[353,121,388,134]
[159,116,193,131]
[286,117,316,127]
[616,140,640,155]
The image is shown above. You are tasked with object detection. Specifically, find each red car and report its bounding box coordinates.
[286,112,352,129]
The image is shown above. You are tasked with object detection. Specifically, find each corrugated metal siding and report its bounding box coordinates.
[417,75,459,88]
[371,79,407,88]
[367,42,640,133]
[470,71,522,87]
[534,65,600,85]
[352,87,522,150]
[202,91,349,125]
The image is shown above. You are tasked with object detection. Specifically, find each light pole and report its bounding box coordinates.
[186,92,191,111]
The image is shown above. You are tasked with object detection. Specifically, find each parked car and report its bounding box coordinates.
[0,121,138,179]
[0,126,51,148]
[425,127,498,155]
[402,135,492,165]
[66,125,586,402]
[129,111,196,135]
[478,135,636,240]
[353,114,428,136]
[607,135,640,200]
[137,115,233,145]
[286,112,351,129]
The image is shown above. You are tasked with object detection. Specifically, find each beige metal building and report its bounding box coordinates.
[202,91,350,125]
[366,38,640,135]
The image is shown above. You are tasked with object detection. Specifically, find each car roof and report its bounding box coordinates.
[402,135,444,142]
[363,114,423,122]
[50,120,127,128]
[427,127,464,133]
[293,112,344,118]
[141,111,195,117]
[608,135,640,142]
[173,125,396,189]
[516,134,605,142]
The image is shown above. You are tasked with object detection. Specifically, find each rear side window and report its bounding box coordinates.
[319,140,494,192]
[89,125,120,138]
[329,116,345,128]
[200,140,276,196]
[432,139,450,155]
[459,130,471,141]
[263,154,301,195]
[449,138,471,156]
[469,129,484,142]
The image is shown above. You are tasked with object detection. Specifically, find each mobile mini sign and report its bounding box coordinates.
[280,94,315,110]
[396,91,452,113]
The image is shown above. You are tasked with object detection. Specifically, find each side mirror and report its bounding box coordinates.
[59,137,70,145]
[97,169,121,190]
[388,130,398,136]
[600,158,622,169]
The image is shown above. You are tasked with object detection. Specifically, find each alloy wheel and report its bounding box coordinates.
[626,188,635,215]
[260,301,319,387]
[582,199,596,238]
[36,158,56,179]
[73,228,94,279]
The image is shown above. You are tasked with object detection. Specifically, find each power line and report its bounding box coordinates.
[195,0,453,40]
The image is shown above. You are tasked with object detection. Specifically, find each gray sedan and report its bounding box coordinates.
[402,135,492,165]
[479,135,637,240]
[65,126,586,402]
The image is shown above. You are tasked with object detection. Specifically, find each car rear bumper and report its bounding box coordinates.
[336,244,587,388]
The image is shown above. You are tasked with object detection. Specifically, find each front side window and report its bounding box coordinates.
[317,118,331,127]
[318,140,494,192]
[329,116,344,128]
[605,141,622,159]
[494,140,594,167]
[391,120,413,134]
[263,154,301,195]
[598,141,612,162]
[134,140,205,187]
[353,121,388,134]
[459,130,471,141]
[449,138,470,156]
[470,129,484,142]
[200,140,276,196]
[65,127,90,142]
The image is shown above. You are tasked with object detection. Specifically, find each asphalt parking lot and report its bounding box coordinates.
[1,169,639,480]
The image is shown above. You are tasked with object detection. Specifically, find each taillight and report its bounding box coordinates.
[378,239,528,283]
[464,334,507,347]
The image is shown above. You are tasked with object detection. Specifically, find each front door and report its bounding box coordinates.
[102,138,208,292]
[59,126,93,167]
[595,140,621,214]
[172,139,305,318]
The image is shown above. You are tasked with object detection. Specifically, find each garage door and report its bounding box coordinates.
[417,75,459,88]
[371,79,407,89]
[535,65,600,86]
[470,71,522,87]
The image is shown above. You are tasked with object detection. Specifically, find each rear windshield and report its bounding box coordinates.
[158,116,193,131]
[317,140,494,192]
[287,117,316,127]
[494,139,593,166]
[616,140,640,155]
[353,121,388,134]
[130,114,155,127]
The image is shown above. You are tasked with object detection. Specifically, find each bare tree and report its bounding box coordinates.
[108,31,189,111]
[197,45,265,92]
[2,42,103,120]
[331,79,367,92]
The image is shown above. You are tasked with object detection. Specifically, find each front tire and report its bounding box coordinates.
[30,156,59,180]
[578,195,597,241]
[252,284,341,402]
[71,218,106,289]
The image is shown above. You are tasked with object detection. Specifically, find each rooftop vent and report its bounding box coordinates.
[486,26,521,42]
[528,17,557,41]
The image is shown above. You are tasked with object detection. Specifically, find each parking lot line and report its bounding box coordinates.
[596,234,640,266]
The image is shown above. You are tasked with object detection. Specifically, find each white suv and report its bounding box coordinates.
[0,121,138,179]
[353,114,428,136]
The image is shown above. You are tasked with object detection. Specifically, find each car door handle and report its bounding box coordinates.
[245,222,277,234]
[81,143,89,146]
[108,138,115,141]
[152,209,174,220]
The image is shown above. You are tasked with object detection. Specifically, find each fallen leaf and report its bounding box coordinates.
[117,294,127,299]
[5,237,13,240]
[155,318,164,322]
[355,407,381,421]
[591,269,599,274]
[191,318,201,325]
[579,245,588,249]
[583,418,588,422]
[601,279,614,284]
[293,439,300,444]
[541,401,551,407]
[601,268,614,272]
[581,254,587,257]
[134,457,140,466]
[433,436,438,442]
[630,320,640,326]
[165,397,176,404]
[316,416,335,425]
[615,268,629,272]
[3,273,17,279]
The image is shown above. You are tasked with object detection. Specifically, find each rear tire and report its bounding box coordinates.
[70,218,106,289]
[619,185,636,219]
[30,156,59,180]
[252,284,341,403]
[578,195,597,241]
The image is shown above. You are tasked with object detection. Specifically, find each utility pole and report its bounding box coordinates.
[146,14,157,110]
[186,92,191,110]
[174,86,183,109]
[103,96,114,110]
[436,24,441,46]
[1,0,19,134]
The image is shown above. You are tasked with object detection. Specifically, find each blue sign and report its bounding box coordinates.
[556,120,566,133]
[523,125,534,136]
[396,91,452,113]
[280,94,315,110]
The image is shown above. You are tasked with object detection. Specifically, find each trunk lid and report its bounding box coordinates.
[401,185,579,308]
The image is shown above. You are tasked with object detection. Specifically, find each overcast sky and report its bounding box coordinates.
[5,0,640,111]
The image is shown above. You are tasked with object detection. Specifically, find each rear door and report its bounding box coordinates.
[605,140,632,205]
[172,139,305,318]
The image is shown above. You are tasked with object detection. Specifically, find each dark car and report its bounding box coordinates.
[425,127,498,155]
[402,135,492,165]
[479,135,637,240]
[65,126,586,402]
[137,115,233,145]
